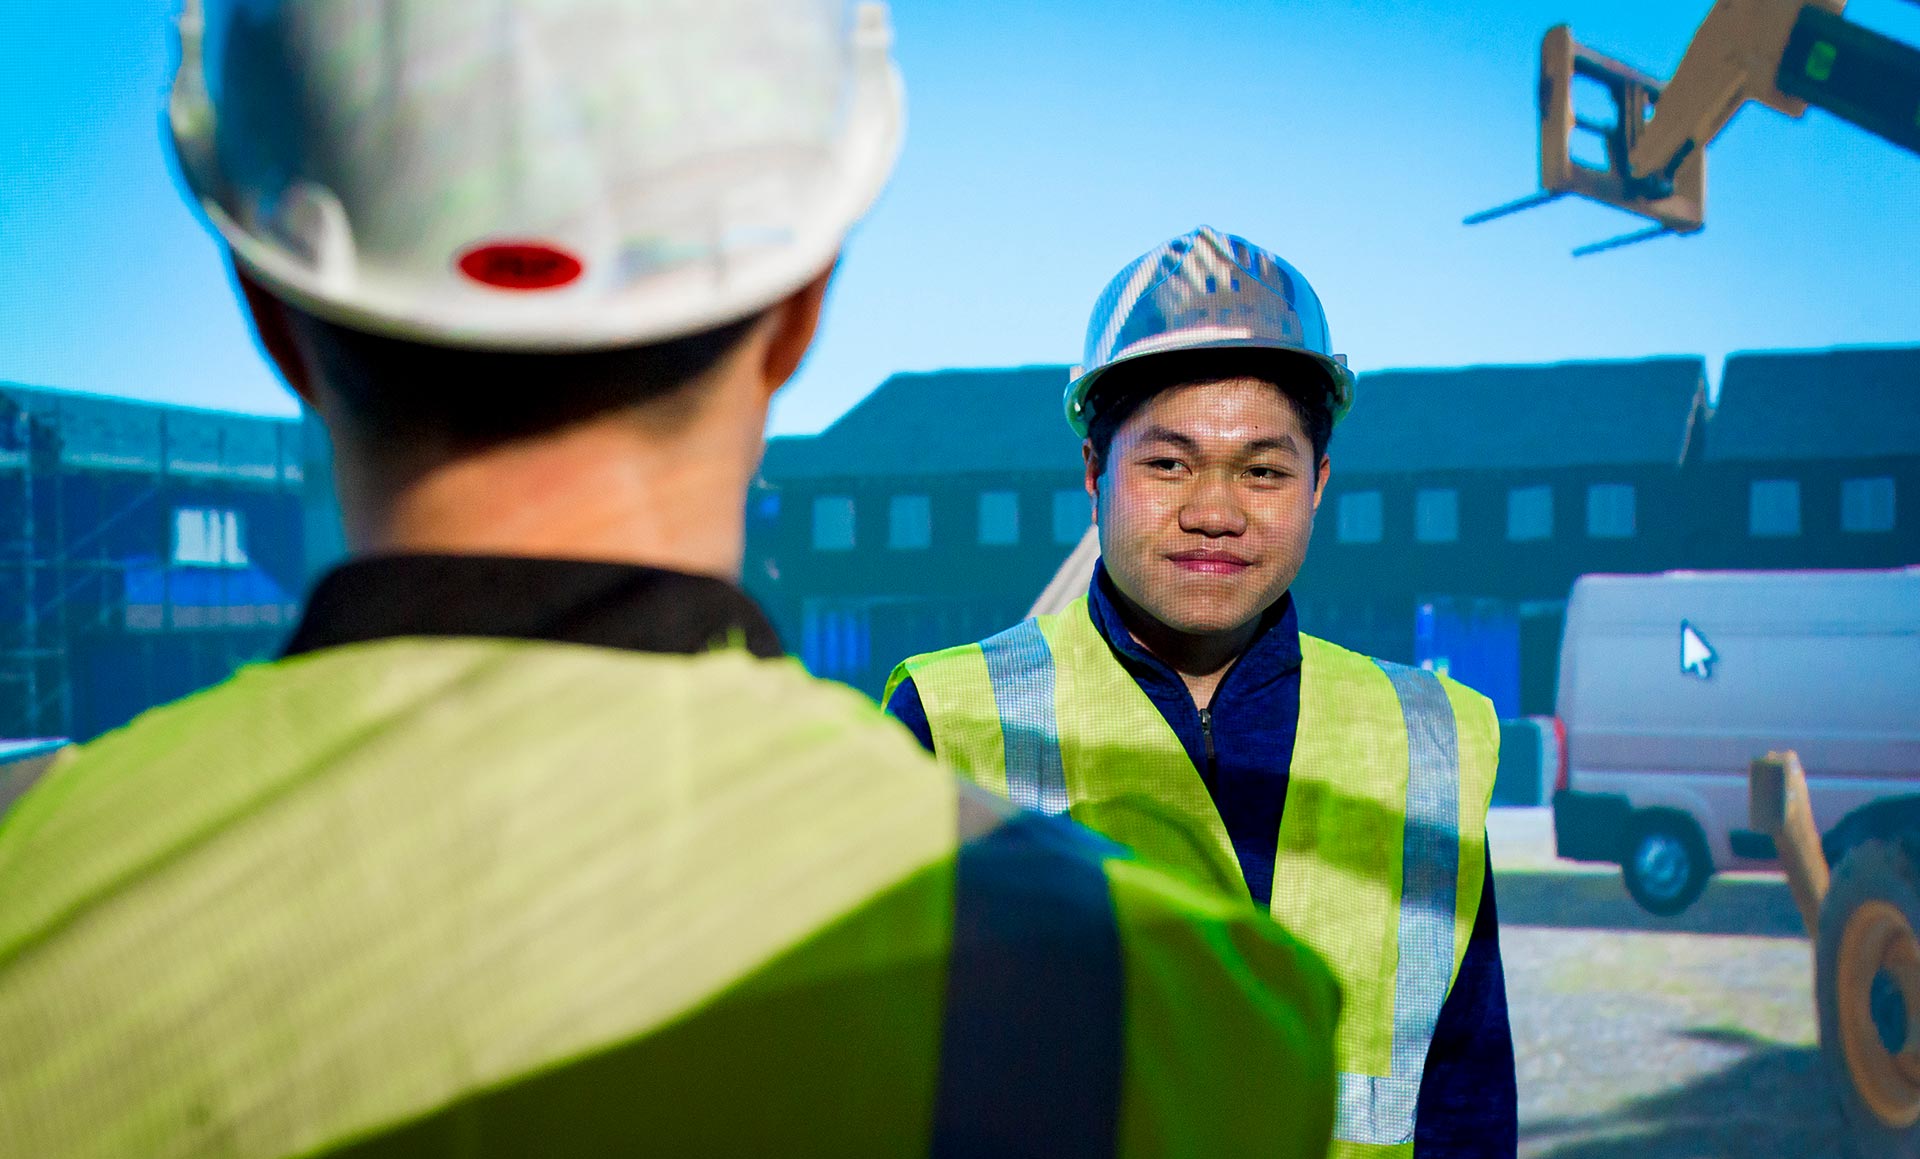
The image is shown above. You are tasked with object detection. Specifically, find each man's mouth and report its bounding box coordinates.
[1166,549,1254,575]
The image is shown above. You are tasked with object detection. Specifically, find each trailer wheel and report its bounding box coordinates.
[1819,838,1920,1156]
[1621,810,1711,916]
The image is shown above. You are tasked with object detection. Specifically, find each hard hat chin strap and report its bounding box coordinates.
[266,184,358,294]
[843,2,903,202]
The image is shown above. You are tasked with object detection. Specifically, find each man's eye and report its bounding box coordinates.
[1144,458,1184,473]
[1247,466,1286,480]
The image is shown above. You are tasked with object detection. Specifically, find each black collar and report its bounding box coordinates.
[281,554,784,660]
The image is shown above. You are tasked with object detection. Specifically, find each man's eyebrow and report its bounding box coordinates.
[1137,426,1303,457]
[1247,434,1303,456]
[1137,425,1200,452]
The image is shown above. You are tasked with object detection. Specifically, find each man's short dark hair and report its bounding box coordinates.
[1084,348,1336,476]
[285,305,766,449]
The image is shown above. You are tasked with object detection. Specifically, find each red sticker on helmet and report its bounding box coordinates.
[457,243,583,290]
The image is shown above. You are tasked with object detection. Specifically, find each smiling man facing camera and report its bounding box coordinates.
[888,227,1517,1157]
[0,10,1341,1159]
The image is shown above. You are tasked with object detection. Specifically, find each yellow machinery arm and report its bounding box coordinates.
[1750,750,1832,937]
[1468,0,1920,254]
[1628,0,1841,187]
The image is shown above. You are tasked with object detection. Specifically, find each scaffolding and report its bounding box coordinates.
[0,387,306,741]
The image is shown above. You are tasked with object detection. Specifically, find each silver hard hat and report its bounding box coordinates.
[1064,226,1354,437]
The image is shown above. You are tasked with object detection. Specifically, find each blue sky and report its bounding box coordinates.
[2,0,1915,432]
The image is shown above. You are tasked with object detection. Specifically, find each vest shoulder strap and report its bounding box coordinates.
[890,604,1088,804]
[1297,632,1497,816]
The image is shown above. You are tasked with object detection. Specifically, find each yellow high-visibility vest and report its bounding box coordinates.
[889,597,1498,1158]
[0,634,1340,1158]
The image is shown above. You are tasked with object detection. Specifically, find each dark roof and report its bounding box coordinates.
[763,365,1078,480]
[0,382,302,482]
[1333,358,1705,474]
[1706,346,1920,462]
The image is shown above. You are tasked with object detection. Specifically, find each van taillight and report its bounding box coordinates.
[1551,716,1570,794]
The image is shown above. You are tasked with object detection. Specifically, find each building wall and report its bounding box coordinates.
[1295,456,1916,715]
[1296,463,1696,714]
[754,413,1919,715]
[748,468,1087,697]
[1684,455,1919,571]
[752,458,1716,713]
[0,386,306,741]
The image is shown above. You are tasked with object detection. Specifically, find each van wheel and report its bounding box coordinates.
[1621,811,1711,916]
[1819,838,1920,1157]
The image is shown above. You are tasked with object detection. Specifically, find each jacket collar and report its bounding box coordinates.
[282,554,784,660]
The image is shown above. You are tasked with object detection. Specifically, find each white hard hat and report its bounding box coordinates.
[167,0,904,351]
[1064,226,1353,437]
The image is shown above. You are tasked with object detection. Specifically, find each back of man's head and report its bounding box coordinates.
[169,0,904,453]
[273,298,764,451]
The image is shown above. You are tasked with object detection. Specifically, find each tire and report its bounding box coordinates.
[1826,799,1920,882]
[1620,810,1711,916]
[1819,838,1920,1158]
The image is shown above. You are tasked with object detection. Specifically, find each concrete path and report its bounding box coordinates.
[1488,808,1844,1157]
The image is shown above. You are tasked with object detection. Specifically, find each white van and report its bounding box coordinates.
[1552,568,1920,914]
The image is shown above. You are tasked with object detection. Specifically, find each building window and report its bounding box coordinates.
[1507,485,1553,541]
[1337,490,1383,544]
[1053,488,1089,545]
[979,490,1020,545]
[1842,476,1896,533]
[812,495,855,551]
[888,494,931,550]
[1414,488,1458,544]
[1586,483,1636,539]
[1749,479,1801,537]
[172,507,248,567]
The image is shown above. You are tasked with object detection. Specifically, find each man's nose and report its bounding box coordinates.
[1179,473,1247,538]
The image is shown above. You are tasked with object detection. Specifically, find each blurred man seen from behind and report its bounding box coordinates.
[0,5,1341,1157]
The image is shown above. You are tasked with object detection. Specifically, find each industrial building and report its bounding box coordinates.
[749,366,1084,696]
[6,345,1910,741]
[746,345,1920,708]
[1297,357,1708,717]
[1694,346,1919,571]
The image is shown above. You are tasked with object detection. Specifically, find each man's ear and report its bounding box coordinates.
[1311,454,1331,513]
[1082,439,1113,537]
[1081,439,1105,530]
[759,262,835,398]
[234,267,317,406]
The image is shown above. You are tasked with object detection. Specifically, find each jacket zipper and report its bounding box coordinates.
[1199,706,1217,772]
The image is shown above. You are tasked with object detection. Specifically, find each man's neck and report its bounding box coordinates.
[1108,585,1265,709]
[334,405,757,582]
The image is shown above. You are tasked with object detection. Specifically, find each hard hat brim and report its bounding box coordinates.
[1064,338,1355,439]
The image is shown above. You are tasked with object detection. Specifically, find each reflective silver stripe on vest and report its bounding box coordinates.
[0,745,66,825]
[979,620,1070,815]
[1334,661,1463,1147]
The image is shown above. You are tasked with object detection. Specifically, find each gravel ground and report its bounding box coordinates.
[1488,809,1846,1158]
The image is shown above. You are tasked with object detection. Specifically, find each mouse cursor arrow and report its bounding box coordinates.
[1680,621,1717,680]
